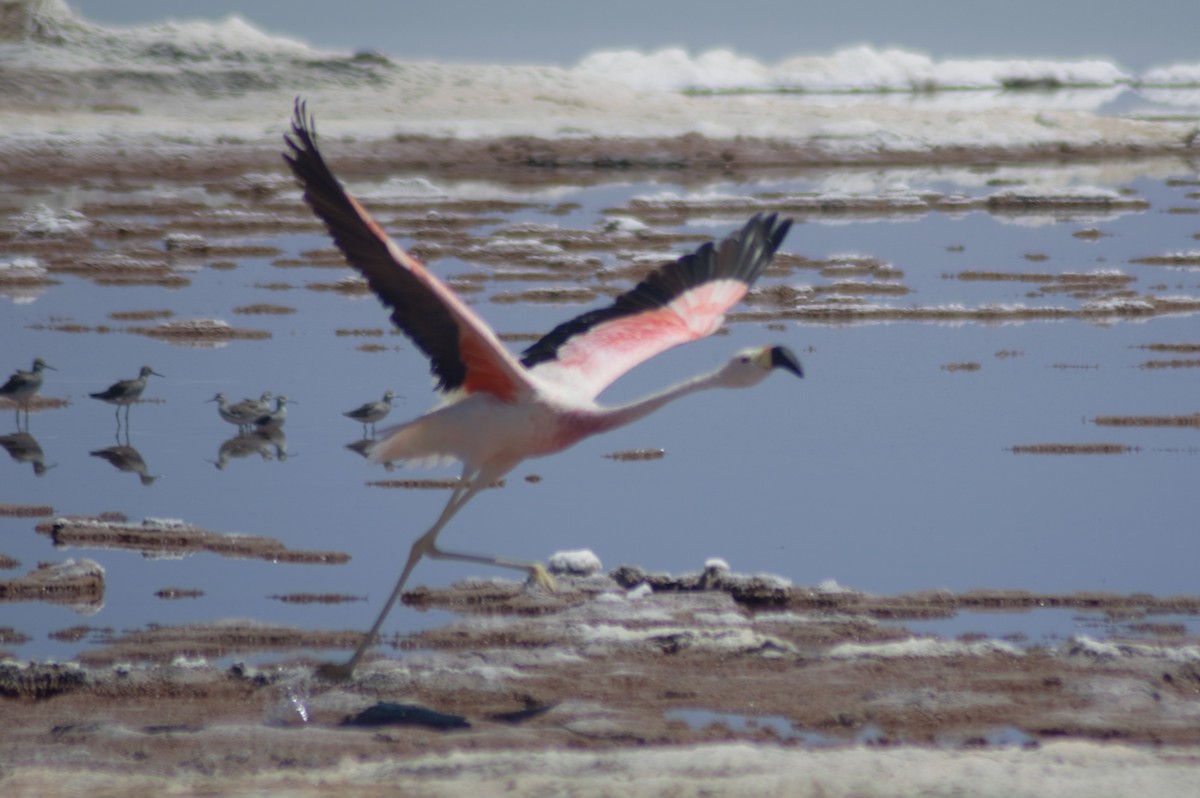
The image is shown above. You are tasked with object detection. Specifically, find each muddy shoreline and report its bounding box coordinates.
[5,567,1200,794]
[3,132,1196,188]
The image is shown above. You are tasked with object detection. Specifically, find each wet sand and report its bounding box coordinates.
[3,133,1200,794]
[4,569,1200,795]
[1,128,1196,188]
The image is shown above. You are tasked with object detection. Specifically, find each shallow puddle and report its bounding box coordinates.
[1,158,1198,662]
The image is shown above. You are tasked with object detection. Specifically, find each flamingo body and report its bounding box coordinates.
[283,100,801,677]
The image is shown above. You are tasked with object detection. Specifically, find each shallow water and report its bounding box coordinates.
[1,159,1198,662]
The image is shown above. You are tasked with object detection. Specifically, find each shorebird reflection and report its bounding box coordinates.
[0,430,53,476]
[211,428,289,470]
[346,437,396,471]
[90,442,157,486]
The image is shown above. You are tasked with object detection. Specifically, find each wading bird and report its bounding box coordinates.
[0,358,54,427]
[90,366,162,425]
[209,391,272,433]
[284,101,802,678]
[344,389,398,436]
[242,391,273,415]
[209,392,251,431]
[251,394,293,431]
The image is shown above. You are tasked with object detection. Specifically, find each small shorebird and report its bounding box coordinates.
[252,394,293,431]
[90,366,163,424]
[208,392,269,433]
[0,357,54,426]
[285,101,802,678]
[343,390,397,436]
[240,391,273,415]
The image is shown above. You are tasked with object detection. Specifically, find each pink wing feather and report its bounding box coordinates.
[521,215,792,400]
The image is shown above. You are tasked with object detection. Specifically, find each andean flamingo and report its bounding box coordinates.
[283,101,802,678]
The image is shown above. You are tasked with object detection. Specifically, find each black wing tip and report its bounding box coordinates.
[740,212,793,258]
[282,97,318,167]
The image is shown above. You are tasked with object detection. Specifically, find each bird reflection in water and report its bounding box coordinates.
[211,427,289,470]
[0,430,53,476]
[345,437,396,471]
[90,428,157,486]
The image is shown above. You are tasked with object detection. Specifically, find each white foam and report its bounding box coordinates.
[576,46,1133,94]
[828,637,1024,659]
[1,4,1197,156]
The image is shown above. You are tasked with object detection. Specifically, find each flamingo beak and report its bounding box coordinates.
[769,346,804,378]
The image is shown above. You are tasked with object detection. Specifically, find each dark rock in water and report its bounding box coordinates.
[341,702,470,730]
[488,703,557,724]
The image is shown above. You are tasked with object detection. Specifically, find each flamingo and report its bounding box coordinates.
[283,101,802,678]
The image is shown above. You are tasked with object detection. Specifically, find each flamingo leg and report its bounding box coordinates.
[425,542,554,585]
[323,469,485,678]
[322,467,557,679]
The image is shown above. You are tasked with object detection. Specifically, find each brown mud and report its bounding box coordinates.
[33,516,349,565]
[3,569,1200,792]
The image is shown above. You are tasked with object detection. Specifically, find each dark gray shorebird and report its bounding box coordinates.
[252,394,293,431]
[343,390,397,436]
[90,366,163,424]
[0,357,54,426]
[284,100,802,679]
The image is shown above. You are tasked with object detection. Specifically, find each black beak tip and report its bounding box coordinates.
[770,346,804,378]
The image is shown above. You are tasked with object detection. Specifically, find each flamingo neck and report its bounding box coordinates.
[591,368,726,435]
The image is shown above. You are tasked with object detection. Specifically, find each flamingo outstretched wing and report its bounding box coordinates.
[521,214,792,400]
[282,101,532,403]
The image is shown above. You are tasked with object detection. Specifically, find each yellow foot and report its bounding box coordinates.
[527,562,557,592]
